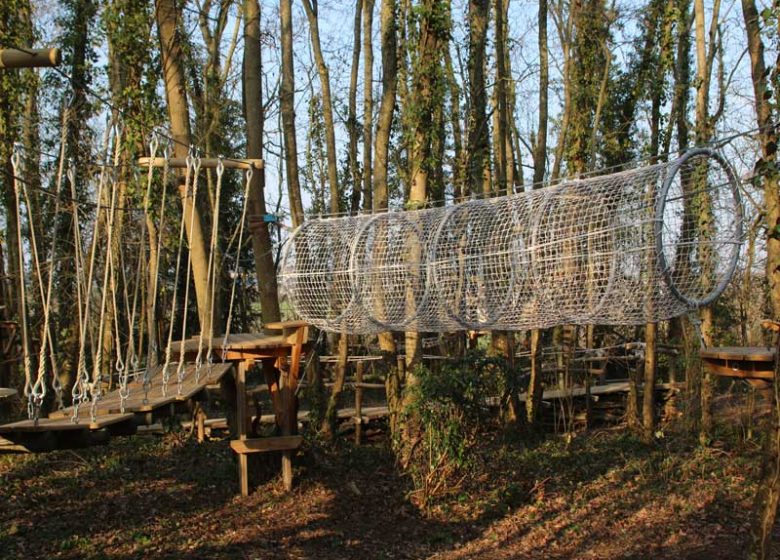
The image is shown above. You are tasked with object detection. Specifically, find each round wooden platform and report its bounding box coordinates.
[700,346,776,386]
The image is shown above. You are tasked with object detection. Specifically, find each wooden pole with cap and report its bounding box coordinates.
[0,48,61,69]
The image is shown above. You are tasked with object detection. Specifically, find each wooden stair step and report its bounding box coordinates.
[230,435,303,454]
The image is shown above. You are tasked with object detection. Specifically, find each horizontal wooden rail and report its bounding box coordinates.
[137,157,264,170]
[0,48,61,69]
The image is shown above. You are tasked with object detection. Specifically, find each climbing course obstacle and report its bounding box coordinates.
[279,148,743,334]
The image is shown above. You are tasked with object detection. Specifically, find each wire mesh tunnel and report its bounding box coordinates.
[279,148,743,334]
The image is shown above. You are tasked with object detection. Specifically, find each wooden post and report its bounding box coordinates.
[236,361,250,496]
[642,323,658,443]
[354,361,364,444]
[137,157,263,170]
[0,48,61,69]
[196,405,206,443]
[281,326,304,491]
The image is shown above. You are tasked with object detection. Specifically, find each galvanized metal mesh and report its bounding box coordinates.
[279,148,743,334]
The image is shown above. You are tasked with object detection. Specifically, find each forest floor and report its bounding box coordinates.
[0,404,776,559]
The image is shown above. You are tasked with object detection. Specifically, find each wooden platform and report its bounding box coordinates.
[0,388,17,399]
[49,362,232,418]
[0,413,134,433]
[700,346,776,384]
[174,330,310,362]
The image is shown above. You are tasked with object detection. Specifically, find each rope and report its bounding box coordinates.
[143,136,170,373]
[197,157,225,382]
[10,145,33,421]
[89,124,124,423]
[175,153,202,396]
[161,151,194,398]
[221,166,253,360]
[71,120,117,423]
[19,154,51,422]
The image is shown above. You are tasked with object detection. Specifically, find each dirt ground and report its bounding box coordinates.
[1,414,777,560]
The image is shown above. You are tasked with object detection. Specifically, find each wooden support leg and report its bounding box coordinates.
[196,405,206,443]
[236,361,250,496]
[281,327,305,491]
[355,361,364,444]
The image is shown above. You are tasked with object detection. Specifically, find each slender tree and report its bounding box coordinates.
[243,0,281,325]
[280,0,305,227]
[301,0,340,215]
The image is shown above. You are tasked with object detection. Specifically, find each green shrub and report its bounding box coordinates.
[403,351,502,506]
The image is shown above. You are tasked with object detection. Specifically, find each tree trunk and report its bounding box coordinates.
[280,0,305,227]
[347,0,363,213]
[533,0,549,185]
[156,0,214,335]
[373,0,401,429]
[743,0,780,556]
[642,322,657,443]
[362,0,375,212]
[466,0,490,195]
[693,0,721,443]
[243,0,281,325]
[301,0,340,215]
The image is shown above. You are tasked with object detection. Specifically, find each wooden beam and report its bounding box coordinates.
[137,157,263,170]
[0,48,61,69]
[230,435,303,454]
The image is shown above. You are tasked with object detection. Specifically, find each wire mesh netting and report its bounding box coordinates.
[279,148,743,334]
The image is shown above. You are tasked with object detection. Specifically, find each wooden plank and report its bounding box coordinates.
[230,435,303,454]
[0,413,134,433]
[49,362,232,417]
[0,388,17,399]
[514,381,684,403]
[699,346,776,362]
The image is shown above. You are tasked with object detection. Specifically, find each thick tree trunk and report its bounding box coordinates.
[743,0,780,556]
[156,0,214,335]
[243,0,280,325]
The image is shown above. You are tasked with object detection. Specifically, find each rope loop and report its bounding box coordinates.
[149,131,160,158]
[11,143,22,172]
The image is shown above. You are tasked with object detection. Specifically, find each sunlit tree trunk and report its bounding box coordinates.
[156,0,214,335]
